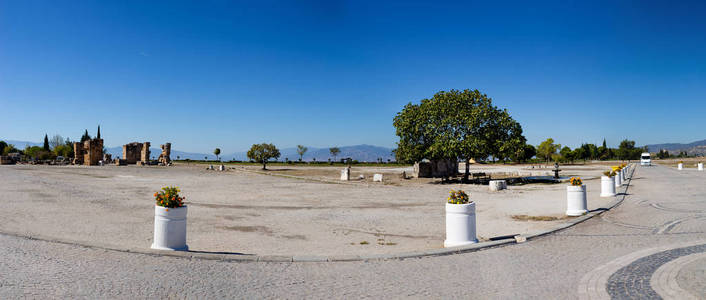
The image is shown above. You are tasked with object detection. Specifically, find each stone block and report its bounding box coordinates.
[489,180,507,191]
[340,167,350,181]
[373,173,383,182]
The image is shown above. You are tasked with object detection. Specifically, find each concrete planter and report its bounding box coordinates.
[151,205,188,251]
[444,202,478,247]
[678,163,683,170]
[600,176,616,197]
[615,171,622,187]
[566,185,588,216]
[698,163,703,171]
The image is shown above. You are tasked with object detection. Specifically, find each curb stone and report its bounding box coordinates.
[0,164,637,263]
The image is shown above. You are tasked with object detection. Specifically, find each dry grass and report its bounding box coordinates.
[511,214,563,221]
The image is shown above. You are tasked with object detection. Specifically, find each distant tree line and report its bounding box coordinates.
[534,138,648,163]
[1,126,102,161]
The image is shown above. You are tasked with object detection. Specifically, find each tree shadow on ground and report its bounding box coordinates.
[426,178,485,185]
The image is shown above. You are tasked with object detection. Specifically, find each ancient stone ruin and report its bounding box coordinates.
[158,143,171,165]
[119,142,172,166]
[413,159,459,178]
[121,142,151,165]
[0,156,15,165]
[72,138,104,166]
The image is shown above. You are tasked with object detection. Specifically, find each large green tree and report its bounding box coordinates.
[393,89,526,181]
[537,138,560,163]
[247,143,280,170]
[559,146,574,163]
[515,144,536,163]
[617,139,638,160]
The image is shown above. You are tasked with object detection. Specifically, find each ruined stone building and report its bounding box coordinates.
[72,138,104,166]
[122,142,150,165]
[158,143,171,165]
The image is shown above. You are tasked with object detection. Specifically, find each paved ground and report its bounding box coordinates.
[0,164,704,298]
[0,163,612,256]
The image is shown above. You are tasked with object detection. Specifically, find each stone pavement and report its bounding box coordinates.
[0,165,704,298]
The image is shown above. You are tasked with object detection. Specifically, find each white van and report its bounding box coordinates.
[641,152,651,166]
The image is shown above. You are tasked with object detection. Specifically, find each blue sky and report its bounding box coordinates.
[1,0,705,153]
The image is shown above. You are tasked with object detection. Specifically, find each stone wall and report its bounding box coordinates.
[0,156,15,165]
[72,142,84,165]
[72,139,103,166]
[413,159,459,178]
[140,142,150,164]
[83,138,103,166]
[122,142,143,164]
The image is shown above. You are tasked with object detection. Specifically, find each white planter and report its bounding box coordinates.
[444,202,478,247]
[566,185,588,216]
[678,163,683,170]
[600,176,616,197]
[698,163,703,171]
[151,205,188,251]
[615,171,622,187]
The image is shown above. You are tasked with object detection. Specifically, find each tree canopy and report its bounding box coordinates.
[536,138,560,162]
[43,134,50,151]
[296,145,307,161]
[247,143,280,170]
[393,89,527,180]
[393,89,526,162]
[329,147,340,161]
[80,129,91,143]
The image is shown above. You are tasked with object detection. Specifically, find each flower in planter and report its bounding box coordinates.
[155,186,186,208]
[569,177,583,186]
[603,170,616,177]
[447,189,471,204]
[612,166,621,172]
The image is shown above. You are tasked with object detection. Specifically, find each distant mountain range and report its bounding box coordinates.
[644,139,706,155]
[2,139,395,162]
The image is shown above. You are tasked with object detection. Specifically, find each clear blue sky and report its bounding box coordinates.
[1,1,705,153]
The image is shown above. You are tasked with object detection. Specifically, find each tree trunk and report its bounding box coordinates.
[262,161,267,170]
[463,158,470,182]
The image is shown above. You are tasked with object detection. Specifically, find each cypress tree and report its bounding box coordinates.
[43,134,49,151]
[97,125,101,139]
[81,129,91,142]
